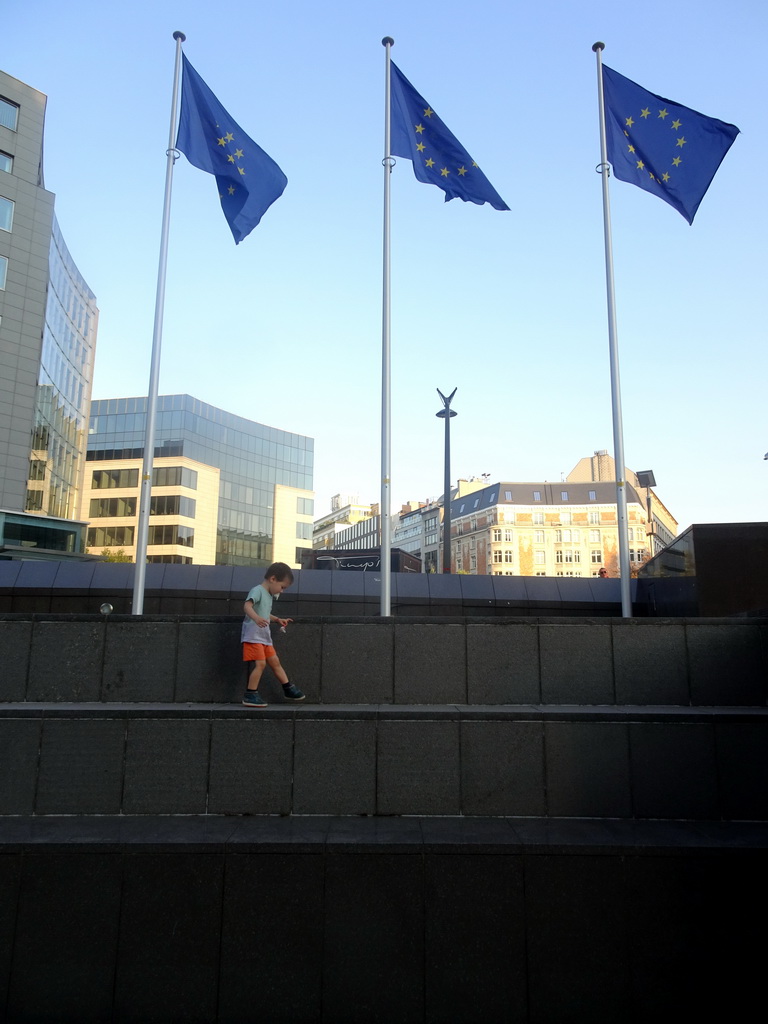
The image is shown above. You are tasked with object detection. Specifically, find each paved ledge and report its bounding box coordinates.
[1,814,767,854]
[1,702,767,722]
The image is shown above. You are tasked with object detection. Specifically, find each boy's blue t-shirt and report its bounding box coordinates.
[241,584,274,644]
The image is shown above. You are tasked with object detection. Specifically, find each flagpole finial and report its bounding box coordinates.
[592,41,605,52]
[173,30,186,42]
[382,37,394,47]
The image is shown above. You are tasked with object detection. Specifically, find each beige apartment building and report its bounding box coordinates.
[313,494,379,550]
[448,458,677,577]
[80,456,220,565]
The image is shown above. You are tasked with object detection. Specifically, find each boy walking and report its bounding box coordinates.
[241,562,305,707]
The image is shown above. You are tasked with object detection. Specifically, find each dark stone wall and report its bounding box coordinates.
[1,614,765,707]
[0,819,763,1023]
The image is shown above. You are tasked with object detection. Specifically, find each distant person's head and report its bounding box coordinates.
[598,568,608,578]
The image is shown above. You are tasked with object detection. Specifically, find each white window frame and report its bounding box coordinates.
[0,98,19,131]
[0,196,13,232]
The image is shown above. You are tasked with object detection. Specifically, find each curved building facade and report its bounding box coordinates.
[28,217,98,519]
[84,395,315,568]
[0,69,97,556]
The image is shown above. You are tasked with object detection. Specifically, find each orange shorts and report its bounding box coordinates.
[242,642,276,662]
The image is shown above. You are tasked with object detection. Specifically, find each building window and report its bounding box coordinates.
[504,529,513,542]
[533,490,541,501]
[91,468,140,489]
[89,496,137,518]
[87,526,136,547]
[0,255,7,289]
[588,510,600,524]
[556,550,563,563]
[589,490,597,501]
[504,550,513,563]
[561,491,568,501]
[153,466,198,489]
[28,459,46,481]
[591,550,603,563]
[534,571,546,576]
[558,529,578,543]
[561,511,572,526]
[492,528,501,542]
[25,489,44,511]
[296,521,313,540]
[147,524,194,547]
[0,196,13,232]
[0,152,12,172]
[151,494,196,517]
[493,550,503,563]
[589,529,600,543]
[505,491,512,500]
[533,511,544,525]
[534,551,545,565]
[534,530,544,543]
[0,98,19,131]
[297,497,314,516]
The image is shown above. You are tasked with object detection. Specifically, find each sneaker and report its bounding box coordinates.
[282,683,305,702]
[242,690,268,708]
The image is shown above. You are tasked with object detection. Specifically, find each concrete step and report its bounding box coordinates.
[0,814,764,1023]
[1,616,766,706]
[2,703,766,820]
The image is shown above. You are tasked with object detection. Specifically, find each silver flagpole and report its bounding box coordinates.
[379,36,395,616]
[132,30,186,615]
[593,41,632,618]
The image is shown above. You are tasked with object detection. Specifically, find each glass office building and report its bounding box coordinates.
[0,69,98,557]
[87,395,314,566]
[27,217,98,519]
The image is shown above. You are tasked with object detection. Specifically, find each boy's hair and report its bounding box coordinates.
[264,561,294,584]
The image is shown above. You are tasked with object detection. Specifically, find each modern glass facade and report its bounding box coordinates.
[87,395,314,567]
[0,68,98,552]
[27,217,98,519]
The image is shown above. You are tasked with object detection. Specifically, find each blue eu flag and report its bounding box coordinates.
[602,65,739,224]
[390,62,509,212]
[176,55,287,243]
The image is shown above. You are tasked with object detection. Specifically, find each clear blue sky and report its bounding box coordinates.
[4,0,766,530]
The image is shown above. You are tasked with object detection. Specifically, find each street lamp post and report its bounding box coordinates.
[436,388,457,573]
[636,470,657,556]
